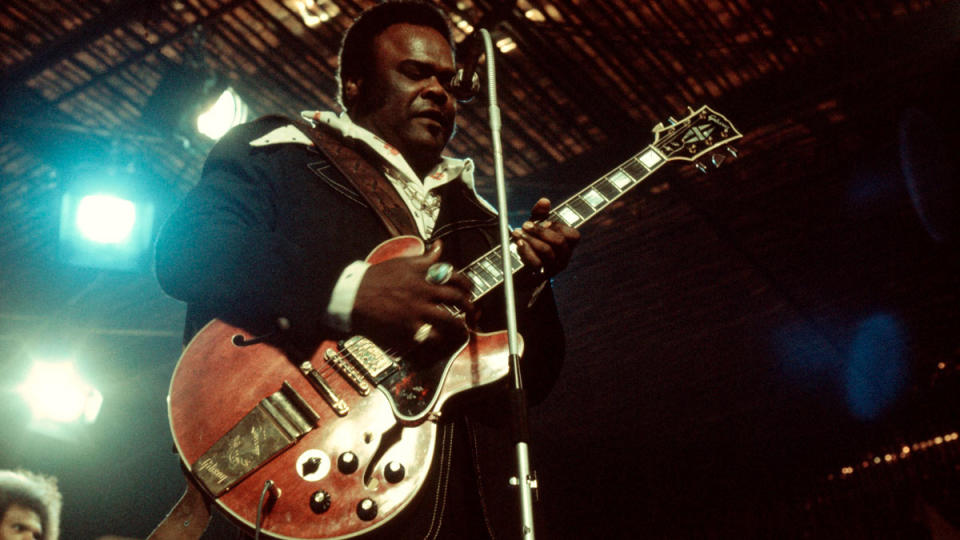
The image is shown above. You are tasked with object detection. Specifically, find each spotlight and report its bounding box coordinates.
[58,169,155,271]
[74,193,137,244]
[196,86,249,140]
[143,63,250,143]
[17,360,103,424]
[295,0,340,27]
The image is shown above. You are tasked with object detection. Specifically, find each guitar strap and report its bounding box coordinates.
[292,118,419,238]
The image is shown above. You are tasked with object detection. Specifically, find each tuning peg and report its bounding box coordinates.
[726,146,739,158]
[710,153,726,168]
[695,162,708,174]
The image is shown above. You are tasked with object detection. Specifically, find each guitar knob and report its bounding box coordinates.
[384,461,405,483]
[309,490,331,514]
[356,498,378,521]
[338,451,359,474]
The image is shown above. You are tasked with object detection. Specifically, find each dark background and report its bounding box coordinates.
[1,1,959,538]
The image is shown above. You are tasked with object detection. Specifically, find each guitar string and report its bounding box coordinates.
[300,112,731,410]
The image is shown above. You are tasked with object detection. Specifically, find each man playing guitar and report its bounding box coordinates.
[150,1,578,538]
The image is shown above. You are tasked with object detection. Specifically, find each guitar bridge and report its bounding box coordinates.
[300,361,349,416]
[191,381,319,497]
[325,348,371,396]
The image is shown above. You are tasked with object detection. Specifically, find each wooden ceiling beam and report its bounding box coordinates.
[1,0,172,92]
[711,0,960,130]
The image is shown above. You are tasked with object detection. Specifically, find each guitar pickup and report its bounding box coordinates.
[340,336,398,383]
[299,361,349,416]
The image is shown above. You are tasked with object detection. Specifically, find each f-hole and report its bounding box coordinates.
[363,423,403,487]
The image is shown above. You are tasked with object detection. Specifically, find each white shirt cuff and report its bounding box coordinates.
[325,260,370,332]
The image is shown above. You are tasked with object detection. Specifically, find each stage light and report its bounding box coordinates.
[773,313,908,421]
[294,0,340,27]
[196,87,249,140]
[455,18,474,33]
[524,8,546,22]
[75,194,137,244]
[58,170,155,271]
[143,63,250,143]
[496,37,517,53]
[17,360,103,424]
[844,313,907,420]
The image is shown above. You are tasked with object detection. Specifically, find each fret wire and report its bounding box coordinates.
[607,169,634,190]
[466,273,487,297]
[594,178,620,199]
[482,251,503,273]
[567,196,593,219]
[469,263,497,287]
[637,147,665,169]
[547,148,658,231]
[581,187,608,208]
[479,259,503,279]
[621,159,648,181]
[465,266,485,301]
[555,205,581,226]
[458,141,674,304]
[455,101,753,307]
[509,251,523,271]
[468,258,490,280]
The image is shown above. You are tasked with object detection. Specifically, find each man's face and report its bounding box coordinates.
[350,23,457,174]
[0,504,43,540]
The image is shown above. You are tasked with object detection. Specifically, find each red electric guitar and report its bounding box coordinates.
[167,105,742,538]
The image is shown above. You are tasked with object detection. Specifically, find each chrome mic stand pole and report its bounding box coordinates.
[477,28,538,539]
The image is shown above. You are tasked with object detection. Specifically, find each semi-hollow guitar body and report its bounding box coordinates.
[168,236,515,539]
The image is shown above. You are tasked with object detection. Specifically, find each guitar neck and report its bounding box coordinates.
[462,144,668,302]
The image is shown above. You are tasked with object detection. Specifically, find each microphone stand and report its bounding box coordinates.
[475,28,538,539]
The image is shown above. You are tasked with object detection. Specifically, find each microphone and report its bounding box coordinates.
[449,31,484,102]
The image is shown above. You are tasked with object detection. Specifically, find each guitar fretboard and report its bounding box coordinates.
[462,144,667,301]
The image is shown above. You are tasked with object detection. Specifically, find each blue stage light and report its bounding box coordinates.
[17,360,103,424]
[75,194,137,244]
[844,313,908,420]
[58,184,155,271]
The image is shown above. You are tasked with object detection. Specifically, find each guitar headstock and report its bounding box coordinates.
[652,105,742,172]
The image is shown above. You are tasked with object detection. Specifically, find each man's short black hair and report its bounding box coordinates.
[0,470,62,540]
[337,1,454,112]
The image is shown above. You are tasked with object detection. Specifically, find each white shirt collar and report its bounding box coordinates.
[304,110,476,191]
